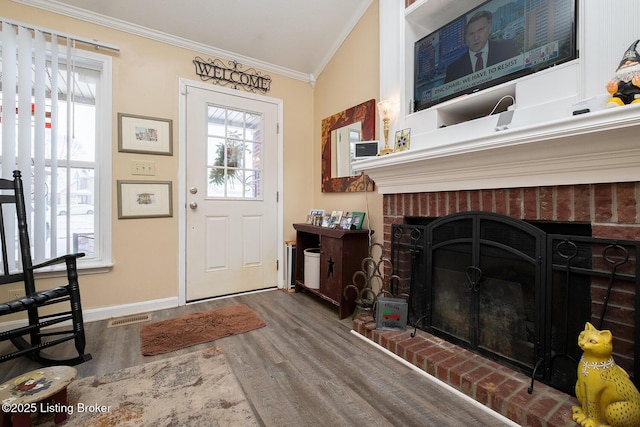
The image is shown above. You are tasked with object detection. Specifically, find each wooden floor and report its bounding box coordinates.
[1,289,514,426]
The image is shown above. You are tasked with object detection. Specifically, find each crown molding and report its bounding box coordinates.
[311,0,373,79]
[11,0,314,84]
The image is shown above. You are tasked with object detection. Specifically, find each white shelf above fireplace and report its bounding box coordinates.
[355,103,640,194]
[374,0,640,194]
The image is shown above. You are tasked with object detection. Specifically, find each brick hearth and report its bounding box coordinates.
[353,316,578,427]
[372,182,640,427]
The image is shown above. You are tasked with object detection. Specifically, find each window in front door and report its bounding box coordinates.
[207,106,263,200]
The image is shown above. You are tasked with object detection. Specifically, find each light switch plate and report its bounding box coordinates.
[131,160,156,176]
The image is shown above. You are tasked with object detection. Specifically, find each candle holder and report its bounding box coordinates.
[377,100,397,156]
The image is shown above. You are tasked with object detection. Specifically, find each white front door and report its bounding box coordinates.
[184,85,279,301]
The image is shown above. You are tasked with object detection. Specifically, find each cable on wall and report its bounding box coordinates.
[488,95,516,115]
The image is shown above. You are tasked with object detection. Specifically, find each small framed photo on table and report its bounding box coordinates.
[351,211,366,230]
[307,209,325,226]
[117,180,173,219]
[395,128,411,152]
[339,213,353,230]
[118,113,173,155]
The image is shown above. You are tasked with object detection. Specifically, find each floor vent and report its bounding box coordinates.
[107,313,152,328]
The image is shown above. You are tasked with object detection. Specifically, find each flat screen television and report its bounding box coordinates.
[413,0,577,112]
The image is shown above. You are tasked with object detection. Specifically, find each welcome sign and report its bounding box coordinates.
[193,56,272,94]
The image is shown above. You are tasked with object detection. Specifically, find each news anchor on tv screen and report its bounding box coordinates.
[413,0,576,113]
[444,10,519,83]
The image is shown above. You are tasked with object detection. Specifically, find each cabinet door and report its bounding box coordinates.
[319,236,343,303]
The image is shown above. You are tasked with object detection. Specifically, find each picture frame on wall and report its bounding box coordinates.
[118,113,173,155]
[117,180,173,219]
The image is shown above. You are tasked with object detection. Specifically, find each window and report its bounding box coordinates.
[0,21,112,270]
[207,105,263,199]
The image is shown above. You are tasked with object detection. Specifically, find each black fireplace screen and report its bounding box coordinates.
[391,212,640,395]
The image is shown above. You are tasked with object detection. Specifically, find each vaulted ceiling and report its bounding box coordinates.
[15,0,374,82]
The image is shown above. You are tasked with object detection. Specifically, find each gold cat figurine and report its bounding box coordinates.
[572,322,640,427]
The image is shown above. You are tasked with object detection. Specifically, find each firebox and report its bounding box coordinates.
[391,211,640,394]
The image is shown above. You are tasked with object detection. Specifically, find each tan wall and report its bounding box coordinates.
[312,1,383,245]
[2,0,314,311]
[2,0,381,314]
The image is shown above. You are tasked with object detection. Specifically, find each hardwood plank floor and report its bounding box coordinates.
[1,289,515,426]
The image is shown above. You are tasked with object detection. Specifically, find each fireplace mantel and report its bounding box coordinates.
[356,103,640,194]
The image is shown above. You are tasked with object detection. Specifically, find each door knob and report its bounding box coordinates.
[189,202,198,209]
[190,187,198,194]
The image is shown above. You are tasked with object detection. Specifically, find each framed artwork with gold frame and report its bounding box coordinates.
[118,113,173,155]
[117,180,173,219]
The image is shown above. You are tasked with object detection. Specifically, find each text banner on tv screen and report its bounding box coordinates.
[414,0,576,112]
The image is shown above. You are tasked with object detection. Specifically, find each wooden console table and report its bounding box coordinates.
[293,223,371,319]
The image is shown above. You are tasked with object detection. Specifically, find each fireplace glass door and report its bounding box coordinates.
[393,213,640,393]
[428,213,544,372]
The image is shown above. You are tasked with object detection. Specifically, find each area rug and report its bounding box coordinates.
[140,304,266,356]
[32,346,258,426]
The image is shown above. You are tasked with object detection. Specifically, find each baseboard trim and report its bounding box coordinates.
[0,297,180,333]
[0,290,279,333]
[83,297,180,323]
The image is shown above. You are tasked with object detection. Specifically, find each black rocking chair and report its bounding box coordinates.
[0,170,92,366]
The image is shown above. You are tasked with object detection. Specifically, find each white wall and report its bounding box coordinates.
[361,0,640,194]
[381,0,639,152]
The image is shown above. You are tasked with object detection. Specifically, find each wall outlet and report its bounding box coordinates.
[8,288,25,300]
[131,160,156,176]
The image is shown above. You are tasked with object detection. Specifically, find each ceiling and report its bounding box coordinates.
[15,0,374,82]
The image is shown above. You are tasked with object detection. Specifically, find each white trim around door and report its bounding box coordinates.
[178,78,284,305]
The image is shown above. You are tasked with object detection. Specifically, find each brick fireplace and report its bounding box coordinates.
[382,184,640,240]
[353,182,640,427]
[359,4,640,425]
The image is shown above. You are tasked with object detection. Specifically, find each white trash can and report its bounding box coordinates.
[303,248,320,289]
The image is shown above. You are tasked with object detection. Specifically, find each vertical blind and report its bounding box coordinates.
[1,20,81,268]
[1,19,118,270]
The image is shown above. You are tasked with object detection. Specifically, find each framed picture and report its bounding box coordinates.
[395,128,411,152]
[117,180,173,219]
[328,210,343,228]
[118,113,173,155]
[307,209,325,226]
[339,212,353,230]
[351,211,366,230]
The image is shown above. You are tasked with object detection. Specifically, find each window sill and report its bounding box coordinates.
[33,260,114,279]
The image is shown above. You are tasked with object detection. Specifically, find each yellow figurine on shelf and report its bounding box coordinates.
[572,322,640,427]
[606,40,640,107]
